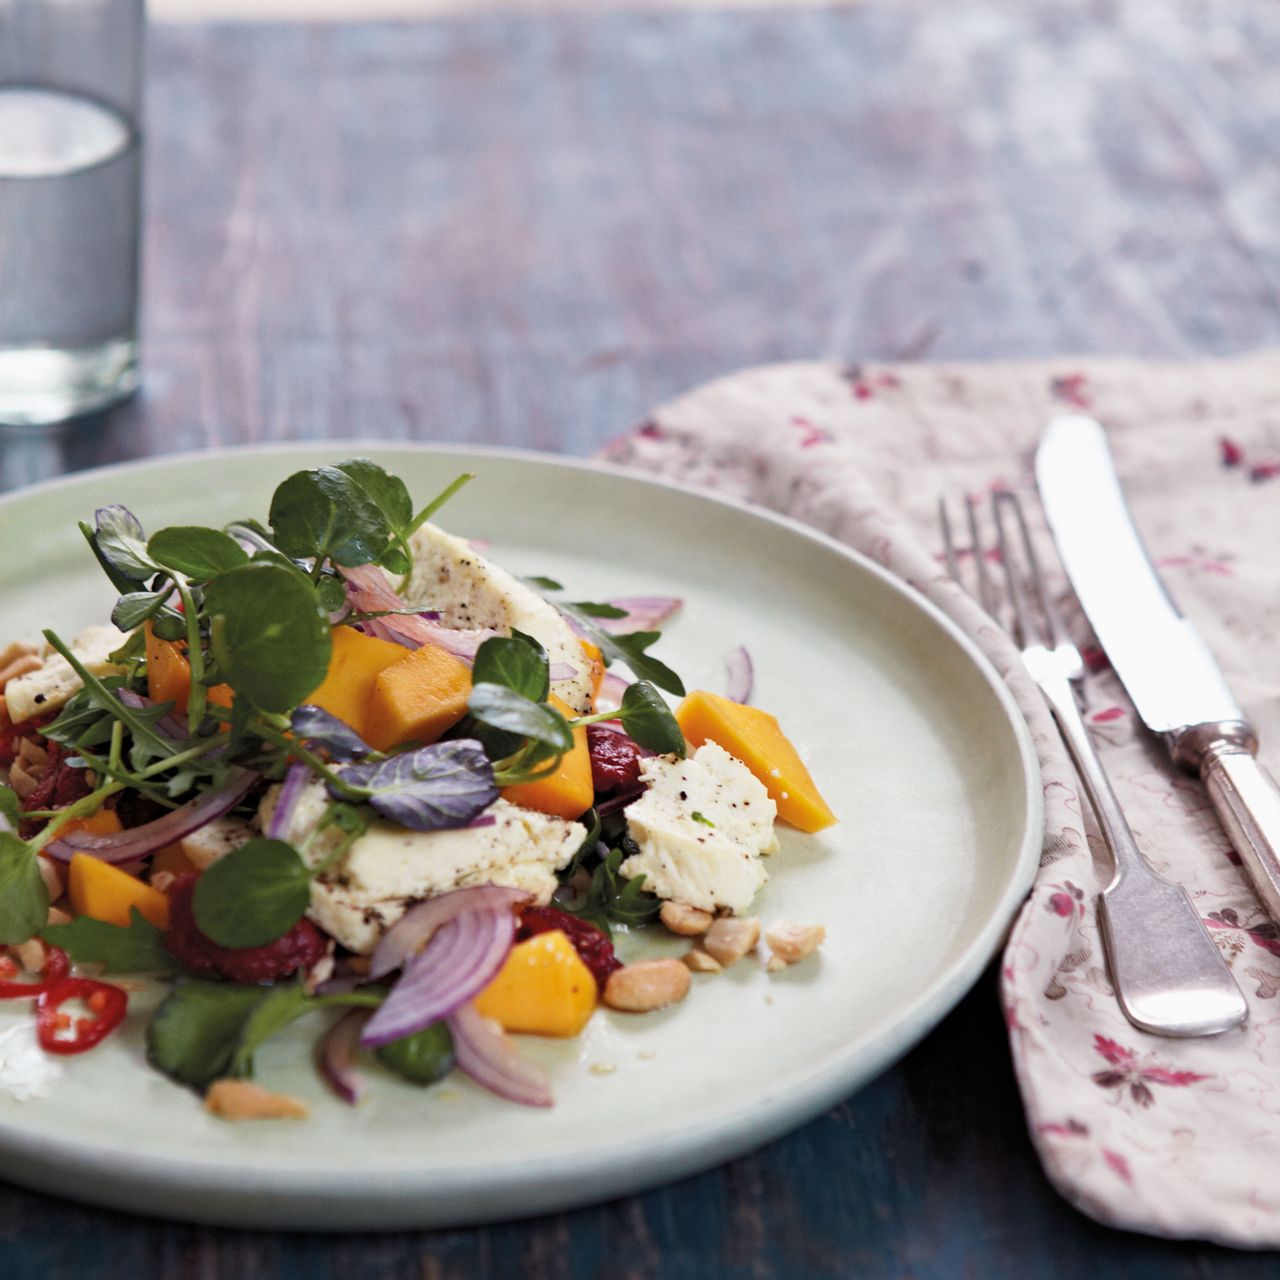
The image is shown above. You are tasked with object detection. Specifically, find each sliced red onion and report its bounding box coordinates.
[466,813,498,829]
[724,645,754,704]
[467,538,492,553]
[341,564,499,661]
[594,596,682,634]
[43,768,260,864]
[548,662,579,682]
[595,672,628,714]
[360,907,516,1048]
[115,688,188,740]
[368,883,532,982]
[267,762,311,840]
[448,1001,552,1108]
[318,1007,371,1105]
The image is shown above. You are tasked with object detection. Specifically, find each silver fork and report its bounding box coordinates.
[941,491,1247,1038]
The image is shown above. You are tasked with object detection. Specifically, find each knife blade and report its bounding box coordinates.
[1036,414,1280,925]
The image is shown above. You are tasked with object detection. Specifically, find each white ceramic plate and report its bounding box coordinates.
[0,445,1041,1230]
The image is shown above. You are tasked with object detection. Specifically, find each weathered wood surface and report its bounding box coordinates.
[2,3,1280,1274]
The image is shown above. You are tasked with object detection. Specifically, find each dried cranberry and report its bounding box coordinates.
[518,904,622,991]
[164,874,328,985]
[19,742,94,837]
[587,725,643,795]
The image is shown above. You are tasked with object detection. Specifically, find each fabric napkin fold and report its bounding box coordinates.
[598,352,1280,1248]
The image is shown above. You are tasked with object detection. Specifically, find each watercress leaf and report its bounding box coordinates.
[520,575,563,592]
[375,1021,454,1085]
[268,466,391,567]
[111,589,173,632]
[618,681,686,757]
[336,739,497,831]
[336,457,414,533]
[92,505,155,582]
[204,562,332,713]
[568,601,629,619]
[148,526,249,580]
[316,574,348,613]
[0,786,21,832]
[146,979,267,1089]
[555,605,686,697]
[150,610,187,642]
[471,635,549,703]
[0,834,49,946]
[81,521,139,594]
[377,545,411,576]
[228,981,312,1077]
[467,683,573,753]
[108,627,147,667]
[291,704,374,762]
[192,837,313,948]
[42,907,176,974]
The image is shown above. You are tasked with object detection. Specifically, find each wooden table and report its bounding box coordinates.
[4,3,1280,1273]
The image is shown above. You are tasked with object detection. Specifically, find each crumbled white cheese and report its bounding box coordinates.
[260,781,586,953]
[399,523,597,714]
[180,816,255,870]
[0,1022,62,1100]
[5,624,127,723]
[619,741,779,915]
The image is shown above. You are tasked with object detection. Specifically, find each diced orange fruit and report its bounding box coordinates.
[68,851,171,929]
[473,930,597,1037]
[501,694,593,819]
[364,642,473,753]
[145,622,234,717]
[305,626,408,742]
[56,809,124,841]
[150,841,200,879]
[676,689,836,833]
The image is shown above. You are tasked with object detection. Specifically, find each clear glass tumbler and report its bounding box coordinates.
[0,0,144,426]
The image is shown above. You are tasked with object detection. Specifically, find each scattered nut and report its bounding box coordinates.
[765,922,826,966]
[37,857,63,902]
[603,958,691,1012]
[204,1079,309,1121]
[703,916,761,968]
[150,870,177,895]
[13,938,45,974]
[660,901,714,936]
[46,906,72,927]
[765,955,787,973]
[682,948,722,974]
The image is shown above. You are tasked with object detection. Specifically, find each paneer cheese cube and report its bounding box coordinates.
[5,625,128,723]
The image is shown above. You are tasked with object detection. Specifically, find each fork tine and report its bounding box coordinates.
[1007,493,1073,649]
[966,494,997,615]
[938,497,961,584]
[992,492,1040,646]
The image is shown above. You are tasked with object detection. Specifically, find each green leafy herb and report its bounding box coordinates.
[316,574,348,613]
[228,982,312,1076]
[616,681,686,756]
[0,786,21,832]
[87,505,155,583]
[471,634,549,704]
[148,527,248,580]
[690,810,714,828]
[375,1021,454,1085]
[110,588,173,632]
[192,838,313,948]
[336,458,413,533]
[467,683,574,754]
[268,466,391,568]
[556,603,685,696]
[204,562,331,713]
[520,575,563,592]
[0,833,47,945]
[567,601,629,618]
[146,980,269,1089]
[410,472,474,532]
[42,907,176,974]
[564,845,661,933]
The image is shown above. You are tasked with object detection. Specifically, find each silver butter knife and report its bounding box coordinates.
[1038,415,1280,1005]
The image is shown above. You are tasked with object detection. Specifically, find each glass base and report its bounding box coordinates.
[0,338,138,426]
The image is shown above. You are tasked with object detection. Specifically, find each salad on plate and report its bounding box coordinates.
[0,460,835,1117]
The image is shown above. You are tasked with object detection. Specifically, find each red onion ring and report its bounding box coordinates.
[594,596,682,634]
[115,688,191,740]
[724,645,754,704]
[368,883,532,982]
[360,907,517,1048]
[595,672,628,714]
[548,662,579,682]
[42,768,260,864]
[318,1007,371,1105]
[448,1001,552,1108]
[266,762,311,840]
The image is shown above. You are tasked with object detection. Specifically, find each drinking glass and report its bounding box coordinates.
[0,0,144,426]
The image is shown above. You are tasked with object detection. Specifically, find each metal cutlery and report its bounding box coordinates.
[940,490,1248,1038]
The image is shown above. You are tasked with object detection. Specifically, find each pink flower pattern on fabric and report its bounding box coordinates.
[598,353,1280,1248]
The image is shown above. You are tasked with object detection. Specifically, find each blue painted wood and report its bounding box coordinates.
[2,4,1280,1273]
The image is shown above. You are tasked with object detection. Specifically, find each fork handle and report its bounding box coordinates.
[1037,675,1247,1037]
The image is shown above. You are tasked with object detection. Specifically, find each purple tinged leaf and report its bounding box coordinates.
[291,704,374,762]
[335,740,497,831]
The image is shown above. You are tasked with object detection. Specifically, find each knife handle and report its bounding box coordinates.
[1175,724,1280,927]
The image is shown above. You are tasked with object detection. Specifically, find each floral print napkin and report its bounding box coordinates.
[598,353,1280,1247]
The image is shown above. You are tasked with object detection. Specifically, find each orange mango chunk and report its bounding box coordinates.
[305,626,408,741]
[501,695,593,820]
[364,642,473,753]
[676,690,836,833]
[150,841,200,879]
[145,622,234,717]
[56,809,124,842]
[68,851,171,929]
[473,930,597,1037]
